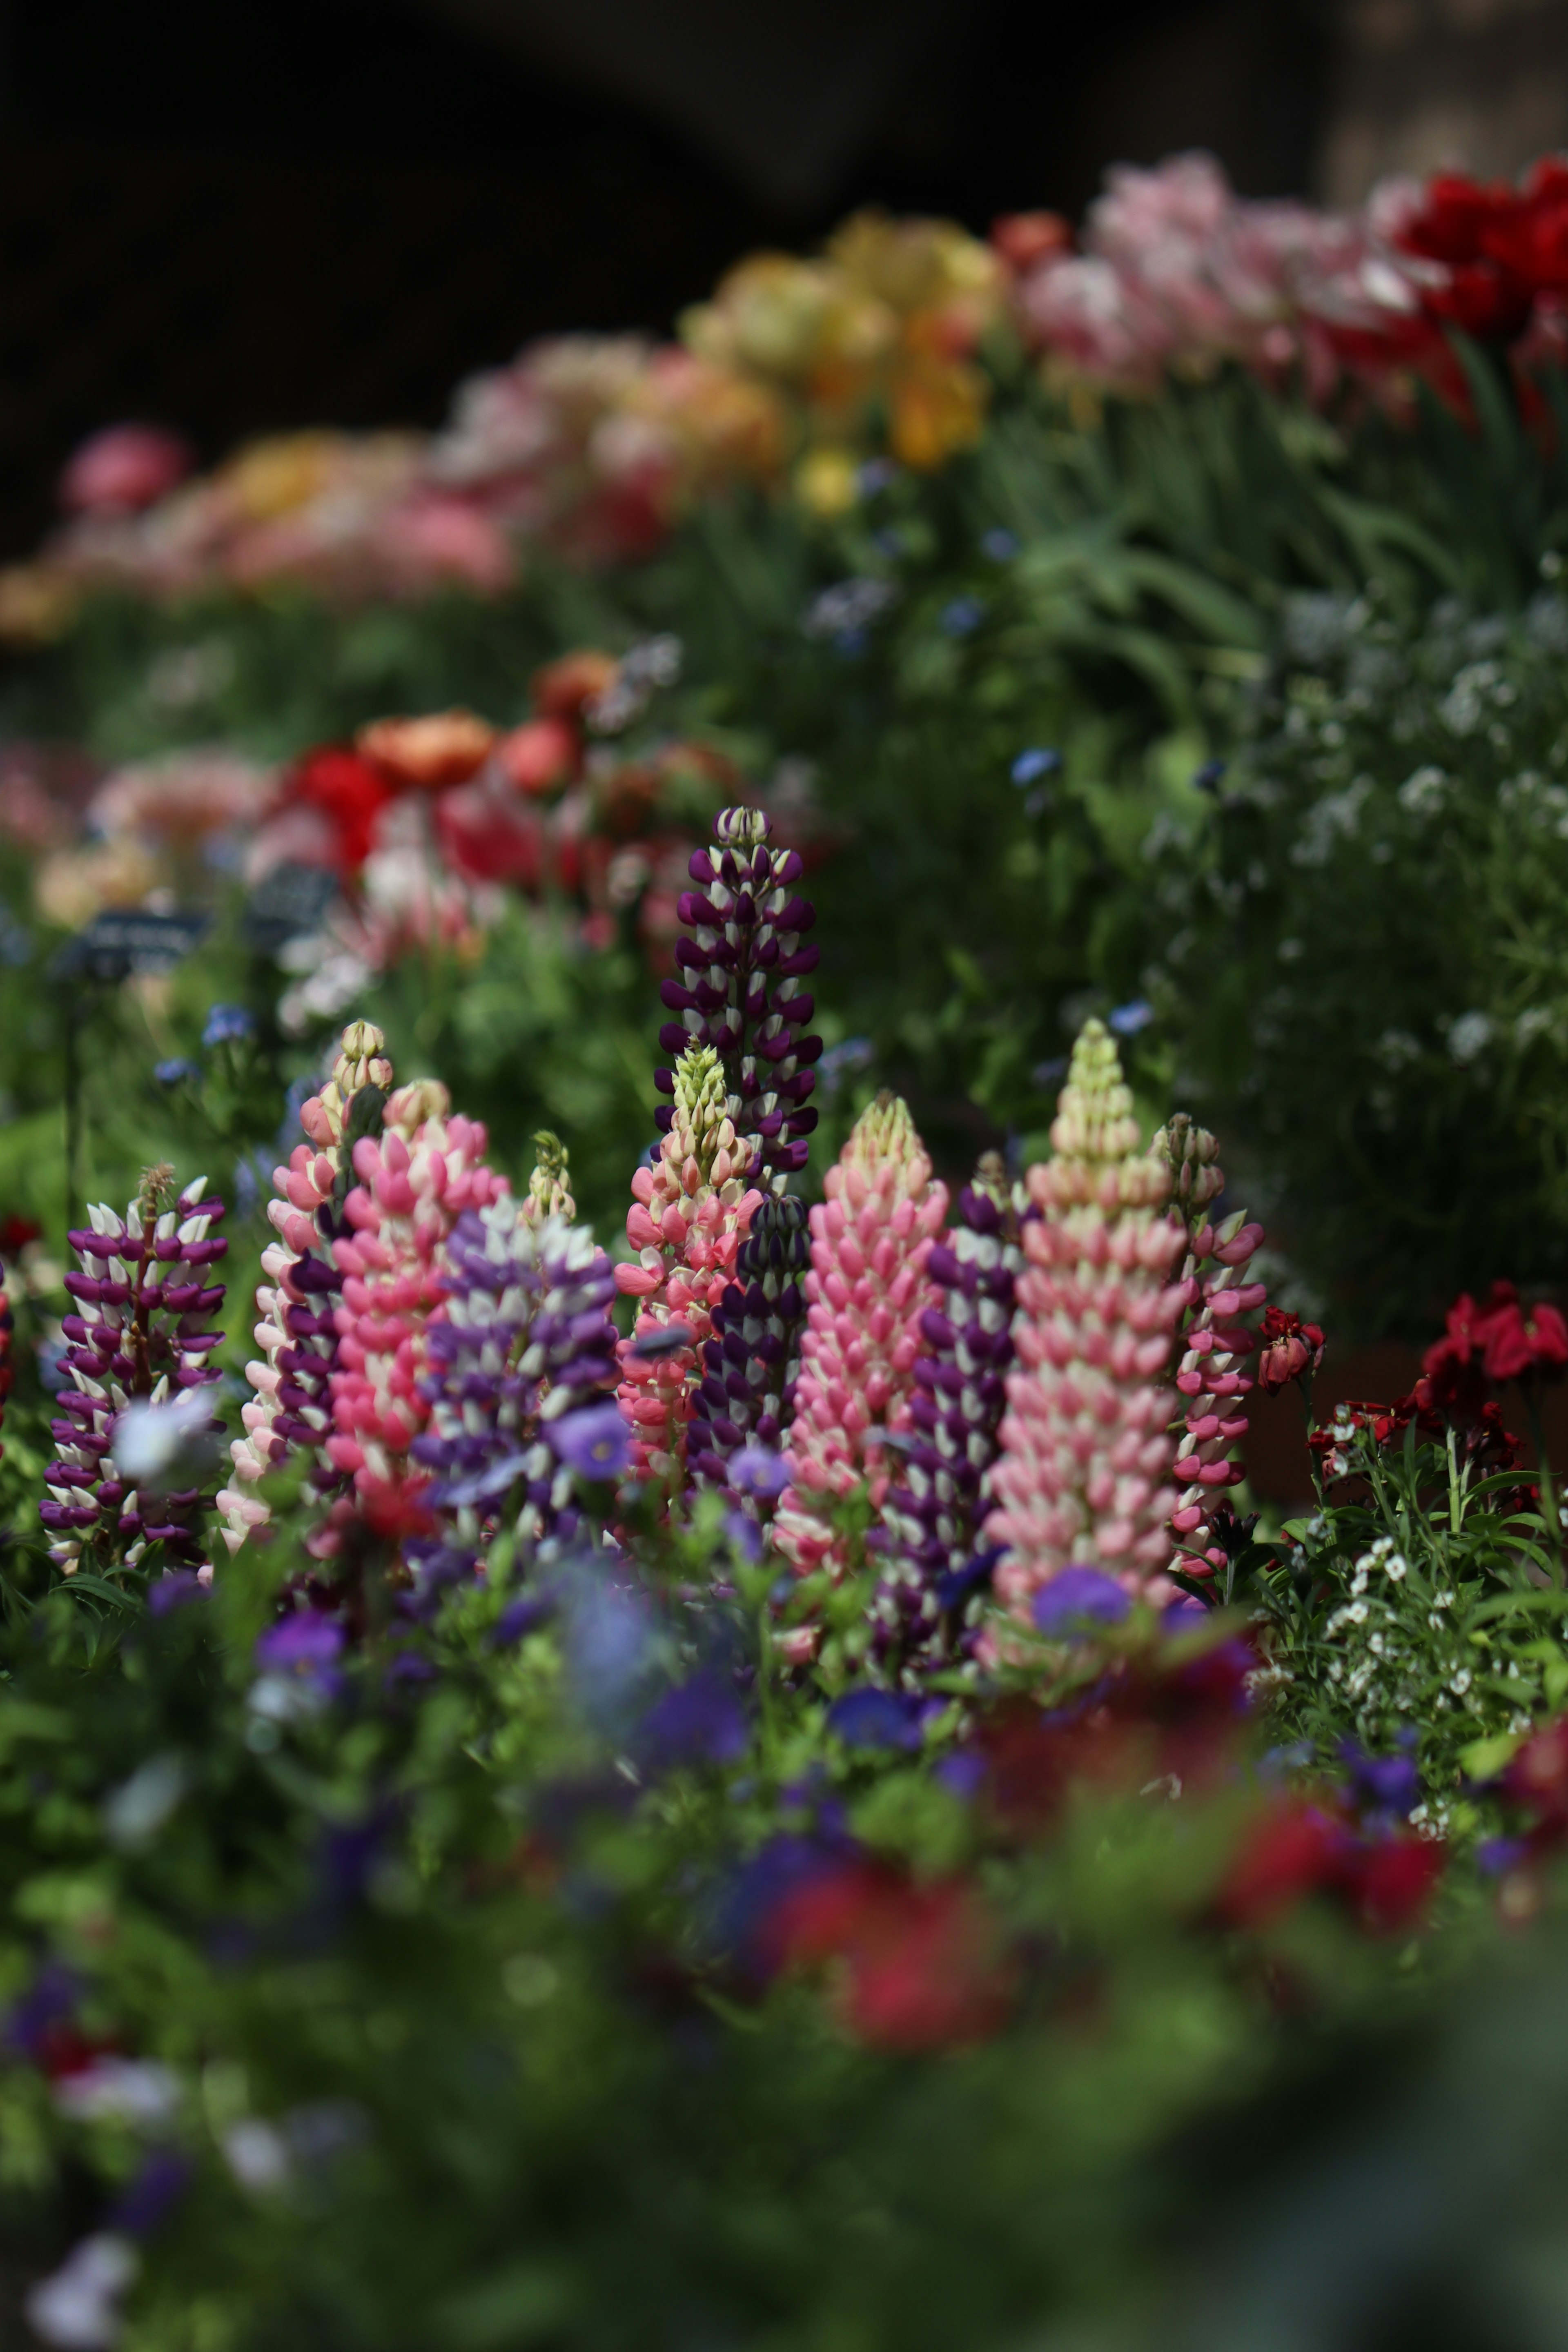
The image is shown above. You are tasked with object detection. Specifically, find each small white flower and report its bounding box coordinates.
[55,2058,180,2128]
[25,2234,138,2350]
[1450,1668,1473,1698]
[1447,1011,1494,1066]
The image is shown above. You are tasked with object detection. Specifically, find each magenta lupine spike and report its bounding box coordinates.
[657,805,822,1190]
[615,1043,764,1491]
[41,1165,227,1576]
[1156,1114,1268,1579]
[874,1153,1025,1681]
[217,1021,393,1555]
[983,1021,1188,1649]
[326,1079,508,1538]
[774,1093,949,1607]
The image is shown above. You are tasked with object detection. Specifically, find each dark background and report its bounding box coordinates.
[1,0,1564,559]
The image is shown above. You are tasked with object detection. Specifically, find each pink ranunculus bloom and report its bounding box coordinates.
[59,424,193,516]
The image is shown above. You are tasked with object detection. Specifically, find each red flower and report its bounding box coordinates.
[283,747,395,877]
[0,1214,42,1256]
[990,211,1073,273]
[1481,157,1568,297]
[1255,1306,1325,1394]
[1393,173,1536,341]
[1503,1719,1568,1826]
[1218,1801,1347,1928]
[1477,1290,1568,1383]
[497,716,579,798]
[1218,1801,1445,1934]
[1340,1835,1446,1934]
[764,1860,1013,2049]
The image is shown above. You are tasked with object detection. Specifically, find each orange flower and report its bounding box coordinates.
[355,709,496,792]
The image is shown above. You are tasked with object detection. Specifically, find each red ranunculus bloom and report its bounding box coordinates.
[1394,174,1536,341]
[285,746,396,876]
[1255,1306,1325,1394]
[1218,1801,1347,1929]
[1340,1835,1446,1934]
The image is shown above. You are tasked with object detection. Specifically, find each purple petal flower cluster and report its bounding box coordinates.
[656,806,821,1187]
[875,1159,1024,1679]
[42,1168,227,1574]
[411,1199,619,1590]
[688,1195,810,1499]
[523,1218,621,1549]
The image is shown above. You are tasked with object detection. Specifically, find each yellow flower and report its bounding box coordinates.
[794,447,860,516]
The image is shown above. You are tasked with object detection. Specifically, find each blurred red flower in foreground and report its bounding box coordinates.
[281,748,395,877]
[762,1861,1014,2050]
[1219,1799,1445,1935]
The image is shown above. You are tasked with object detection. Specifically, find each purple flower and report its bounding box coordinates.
[1033,1567,1131,1635]
[255,1613,345,1673]
[490,1592,557,1647]
[1107,999,1154,1038]
[1011,747,1061,787]
[548,1401,631,1481]
[637,1670,749,1770]
[1477,1836,1528,1876]
[730,1444,789,1500]
[1339,1740,1421,1820]
[154,1058,200,1087]
[939,595,985,638]
[827,1688,925,1751]
[658,806,821,1186]
[108,2149,191,2238]
[934,1750,988,1801]
[201,1003,254,1047]
[147,1570,207,1616]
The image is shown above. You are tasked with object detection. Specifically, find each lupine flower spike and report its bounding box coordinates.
[659,806,822,1189]
[43,1165,227,1575]
[688,1195,811,1500]
[1155,1113,1268,1578]
[616,1043,764,1490]
[218,1021,394,1554]
[876,1152,1025,1681]
[412,1134,619,1594]
[327,1080,508,1536]
[775,1092,949,1599]
[984,1020,1187,1648]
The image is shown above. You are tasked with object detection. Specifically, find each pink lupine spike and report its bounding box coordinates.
[614,1043,764,1493]
[326,1079,509,1537]
[1154,1113,1271,1578]
[983,1021,1188,1650]
[774,1092,949,1595]
[216,1020,394,1555]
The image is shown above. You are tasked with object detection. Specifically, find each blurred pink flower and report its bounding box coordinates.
[59,424,193,515]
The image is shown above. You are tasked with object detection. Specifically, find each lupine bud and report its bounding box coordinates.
[521,1128,575,1226]
[217,1021,392,1555]
[615,1043,764,1491]
[875,1152,1025,1680]
[656,805,822,1189]
[984,1021,1187,1647]
[1155,1115,1270,1575]
[42,1165,227,1577]
[687,1194,810,1503]
[775,1093,949,1597]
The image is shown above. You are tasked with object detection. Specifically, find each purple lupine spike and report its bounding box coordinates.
[523,1219,621,1552]
[873,1154,1026,1683]
[409,1191,619,1597]
[655,806,822,1192]
[688,1195,811,1501]
[41,1166,227,1577]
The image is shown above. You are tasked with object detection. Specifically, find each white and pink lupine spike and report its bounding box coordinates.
[984,1020,1188,1642]
[615,1044,762,1490]
[326,1079,508,1535]
[216,1020,394,1555]
[1156,1114,1267,1577]
[774,1091,949,1592]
